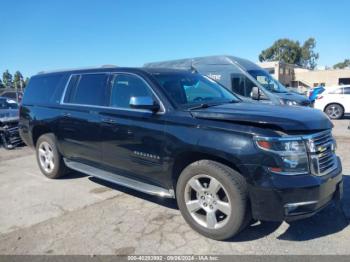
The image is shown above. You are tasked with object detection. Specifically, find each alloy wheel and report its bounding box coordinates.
[38,141,55,173]
[184,175,232,229]
[326,105,342,119]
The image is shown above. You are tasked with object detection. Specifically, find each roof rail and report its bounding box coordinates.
[37,65,118,74]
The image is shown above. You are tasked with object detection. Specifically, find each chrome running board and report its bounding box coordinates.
[64,159,175,198]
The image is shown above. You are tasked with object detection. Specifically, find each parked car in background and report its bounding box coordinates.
[314,85,350,119]
[145,55,311,106]
[0,97,23,149]
[19,67,342,240]
[0,89,23,103]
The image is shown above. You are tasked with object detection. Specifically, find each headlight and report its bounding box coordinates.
[254,136,309,175]
[280,99,298,106]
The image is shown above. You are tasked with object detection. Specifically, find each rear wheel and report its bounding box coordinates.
[36,133,67,179]
[176,160,249,240]
[325,104,344,119]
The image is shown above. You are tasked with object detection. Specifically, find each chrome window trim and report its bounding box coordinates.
[59,72,166,114]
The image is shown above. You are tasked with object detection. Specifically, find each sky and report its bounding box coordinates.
[1,0,349,78]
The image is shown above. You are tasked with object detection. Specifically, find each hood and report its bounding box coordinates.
[276,92,310,104]
[191,102,332,132]
[0,109,19,123]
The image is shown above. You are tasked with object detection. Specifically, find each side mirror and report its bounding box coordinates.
[129,96,160,112]
[251,86,260,100]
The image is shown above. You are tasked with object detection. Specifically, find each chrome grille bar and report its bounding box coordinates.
[304,130,337,176]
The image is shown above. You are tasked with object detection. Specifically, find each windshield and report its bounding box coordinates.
[0,98,18,109]
[153,72,240,108]
[248,69,288,93]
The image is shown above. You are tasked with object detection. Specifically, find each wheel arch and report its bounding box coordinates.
[171,151,243,189]
[324,102,345,112]
[32,125,54,147]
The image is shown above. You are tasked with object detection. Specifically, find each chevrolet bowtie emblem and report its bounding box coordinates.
[318,146,327,153]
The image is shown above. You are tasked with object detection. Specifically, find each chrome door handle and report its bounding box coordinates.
[102,118,117,124]
[63,112,71,117]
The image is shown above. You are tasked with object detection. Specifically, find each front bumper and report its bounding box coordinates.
[0,122,23,149]
[246,157,343,222]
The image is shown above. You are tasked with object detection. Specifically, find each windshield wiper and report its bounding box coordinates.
[187,100,240,110]
[187,103,211,110]
[227,99,240,103]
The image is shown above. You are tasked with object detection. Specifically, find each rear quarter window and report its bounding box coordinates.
[22,73,67,105]
[328,88,343,94]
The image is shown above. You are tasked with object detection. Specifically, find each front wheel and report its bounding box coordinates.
[325,104,344,119]
[176,160,249,240]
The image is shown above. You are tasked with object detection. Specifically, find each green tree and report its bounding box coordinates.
[0,79,4,89]
[2,70,13,88]
[13,71,24,90]
[300,38,319,70]
[333,59,350,69]
[259,38,319,69]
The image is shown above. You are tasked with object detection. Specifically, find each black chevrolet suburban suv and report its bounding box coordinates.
[19,67,343,240]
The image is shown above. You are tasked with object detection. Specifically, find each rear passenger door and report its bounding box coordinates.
[57,73,110,166]
[99,73,168,187]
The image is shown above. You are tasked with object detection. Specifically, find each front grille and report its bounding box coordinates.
[300,100,311,107]
[305,131,337,176]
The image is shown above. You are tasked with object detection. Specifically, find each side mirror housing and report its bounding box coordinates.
[129,96,160,112]
[251,86,260,100]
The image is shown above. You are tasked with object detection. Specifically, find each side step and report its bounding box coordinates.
[64,159,175,198]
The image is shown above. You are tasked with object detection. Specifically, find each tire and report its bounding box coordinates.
[36,133,67,179]
[325,104,344,119]
[176,160,249,240]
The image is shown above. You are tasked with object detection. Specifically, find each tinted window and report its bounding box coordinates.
[343,87,350,94]
[329,88,343,94]
[22,73,66,105]
[66,74,109,106]
[110,74,153,108]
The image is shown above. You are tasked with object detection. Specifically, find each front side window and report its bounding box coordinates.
[231,74,256,97]
[153,72,239,108]
[110,74,153,108]
[65,74,109,106]
[248,69,288,93]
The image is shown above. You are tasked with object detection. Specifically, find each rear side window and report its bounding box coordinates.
[23,74,66,105]
[64,74,109,106]
[343,87,350,94]
[329,88,343,94]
